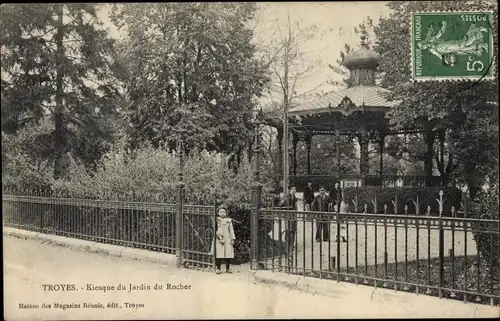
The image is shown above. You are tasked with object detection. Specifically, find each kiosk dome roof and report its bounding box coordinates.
[343,35,380,70]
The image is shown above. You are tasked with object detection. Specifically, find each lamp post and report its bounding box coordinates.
[250,112,264,269]
[283,105,289,201]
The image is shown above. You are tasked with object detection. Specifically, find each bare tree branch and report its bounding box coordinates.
[293,82,326,100]
[271,64,286,95]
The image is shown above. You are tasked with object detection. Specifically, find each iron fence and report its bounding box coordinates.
[256,206,499,306]
[2,189,218,271]
[3,192,177,253]
[247,121,499,307]
[181,204,217,271]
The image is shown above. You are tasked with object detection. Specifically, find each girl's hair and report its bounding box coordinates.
[217,204,228,212]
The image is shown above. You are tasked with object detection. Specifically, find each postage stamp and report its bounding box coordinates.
[411,11,494,81]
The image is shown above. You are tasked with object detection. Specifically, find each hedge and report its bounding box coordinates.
[469,181,499,269]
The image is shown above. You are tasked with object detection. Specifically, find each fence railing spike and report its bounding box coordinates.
[414,194,420,215]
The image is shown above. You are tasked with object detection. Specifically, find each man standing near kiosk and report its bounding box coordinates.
[329,182,342,213]
[329,182,346,243]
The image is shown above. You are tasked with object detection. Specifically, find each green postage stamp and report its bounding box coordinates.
[411,11,494,81]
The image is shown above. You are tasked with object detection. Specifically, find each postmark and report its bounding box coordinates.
[411,11,494,81]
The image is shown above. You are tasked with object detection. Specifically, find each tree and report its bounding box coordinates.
[253,6,326,194]
[295,135,358,176]
[373,0,498,194]
[1,4,121,178]
[110,3,269,156]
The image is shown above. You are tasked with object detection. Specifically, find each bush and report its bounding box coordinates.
[3,133,282,263]
[226,204,251,263]
[6,144,276,263]
[2,125,55,191]
[342,186,462,216]
[226,203,274,264]
[2,152,54,191]
[470,180,499,267]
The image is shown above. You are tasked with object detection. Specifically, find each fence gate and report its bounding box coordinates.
[179,203,217,272]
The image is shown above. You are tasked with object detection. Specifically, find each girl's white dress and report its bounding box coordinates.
[210,217,236,259]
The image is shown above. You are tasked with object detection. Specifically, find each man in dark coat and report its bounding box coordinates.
[280,186,298,210]
[272,180,283,208]
[312,186,330,242]
[280,186,298,249]
[303,181,315,211]
[328,182,342,213]
[328,182,346,243]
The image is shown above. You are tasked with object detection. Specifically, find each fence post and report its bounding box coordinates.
[336,211,341,282]
[463,192,468,219]
[175,140,185,268]
[355,184,359,212]
[438,190,444,299]
[213,195,217,273]
[40,188,44,233]
[250,121,263,270]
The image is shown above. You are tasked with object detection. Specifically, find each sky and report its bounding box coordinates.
[97,2,393,107]
[251,2,392,103]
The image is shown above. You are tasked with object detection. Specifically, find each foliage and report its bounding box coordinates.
[470,179,499,267]
[2,120,55,190]
[342,186,462,217]
[385,134,427,165]
[295,135,358,175]
[110,3,269,155]
[3,144,275,263]
[1,148,54,191]
[374,1,499,192]
[46,145,269,205]
[448,104,499,197]
[1,4,121,177]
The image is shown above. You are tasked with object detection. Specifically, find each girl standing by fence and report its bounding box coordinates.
[211,204,236,274]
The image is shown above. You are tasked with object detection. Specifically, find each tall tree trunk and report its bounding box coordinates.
[434,129,453,186]
[277,127,283,179]
[183,55,188,104]
[438,130,445,175]
[54,4,65,180]
[444,152,454,186]
[268,131,272,155]
[248,136,254,163]
[467,174,480,201]
[424,130,435,184]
